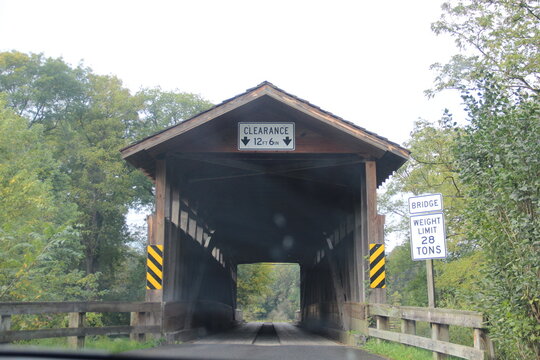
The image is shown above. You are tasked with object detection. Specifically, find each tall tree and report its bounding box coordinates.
[0,51,214,299]
[0,99,98,302]
[456,83,539,359]
[429,0,540,96]
[428,2,540,357]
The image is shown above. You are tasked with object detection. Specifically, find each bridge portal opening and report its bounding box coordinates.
[236,263,300,322]
[121,82,409,341]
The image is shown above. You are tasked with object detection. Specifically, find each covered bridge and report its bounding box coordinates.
[121,81,409,340]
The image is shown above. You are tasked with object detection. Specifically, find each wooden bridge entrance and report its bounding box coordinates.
[120,82,409,340]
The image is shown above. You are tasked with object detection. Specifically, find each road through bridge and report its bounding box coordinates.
[120,82,409,343]
[131,322,386,360]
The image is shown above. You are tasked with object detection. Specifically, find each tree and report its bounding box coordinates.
[237,263,274,320]
[0,51,88,130]
[0,99,98,302]
[381,117,484,309]
[456,83,539,359]
[430,0,540,96]
[0,51,214,299]
[134,88,213,139]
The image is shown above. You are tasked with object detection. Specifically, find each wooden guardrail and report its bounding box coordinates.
[0,302,161,348]
[367,304,495,360]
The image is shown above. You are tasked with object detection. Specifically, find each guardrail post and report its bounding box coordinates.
[0,314,11,344]
[68,312,85,349]
[0,315,11,332]
[431,323,449,360]
[376,315,389,344]
[401,319,416,335]
[130,312,146,342]
[474,328,495,360]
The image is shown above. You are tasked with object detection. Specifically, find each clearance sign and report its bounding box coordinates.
[408,194,447,261]
[238,122,295,151]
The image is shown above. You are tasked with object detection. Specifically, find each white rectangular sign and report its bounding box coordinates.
[238,122,295,151]
[410,212,447,260]
[408,193,443,214]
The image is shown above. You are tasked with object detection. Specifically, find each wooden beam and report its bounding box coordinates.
[368,328,486,360]
[368,304,485,328]
[68,312,85,349]
[0,302,161,315]
[0,325,161,343]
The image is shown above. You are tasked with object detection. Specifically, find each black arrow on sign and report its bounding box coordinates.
[283,136,292,146]
[241,136,250,146]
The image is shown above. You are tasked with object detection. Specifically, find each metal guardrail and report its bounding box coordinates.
[0,302,161,348]
[367,304,495,360]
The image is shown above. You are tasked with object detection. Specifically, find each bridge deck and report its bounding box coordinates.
[131,322,385,360]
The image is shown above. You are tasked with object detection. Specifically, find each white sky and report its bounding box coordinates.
[0,0,463,146]
[0,0,463,250]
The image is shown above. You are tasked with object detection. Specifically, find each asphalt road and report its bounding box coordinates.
[130,322,385,360]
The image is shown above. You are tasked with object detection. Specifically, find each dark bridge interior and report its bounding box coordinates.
[177,153,361,264]
[121,82,408,341]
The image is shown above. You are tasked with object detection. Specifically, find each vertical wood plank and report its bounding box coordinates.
[365,161,386,304]
[0,314,10,332]
[0,314,11,344]
[155,159,166,247]
[431,323,449,360]
[376,315,389,344]
[474,328,495,359]
[130,312,146,342]
[401,319,416,335]
[67,312,85,349]
[353,195,363,302]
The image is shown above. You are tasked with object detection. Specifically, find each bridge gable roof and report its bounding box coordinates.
[121,81,409,184]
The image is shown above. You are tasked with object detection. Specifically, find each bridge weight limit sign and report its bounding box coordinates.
[408,193,447,307]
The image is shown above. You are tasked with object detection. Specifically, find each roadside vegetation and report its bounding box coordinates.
[15,336,161,353]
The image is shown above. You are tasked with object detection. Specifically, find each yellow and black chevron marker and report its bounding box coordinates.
[369,244,386,288]
[146,245,163,290]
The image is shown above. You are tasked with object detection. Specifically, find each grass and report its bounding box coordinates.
[14,336,162,353]
[361,339,434,360]
[361,339,462,360]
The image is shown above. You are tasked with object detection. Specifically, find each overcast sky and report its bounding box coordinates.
[1,1,464,249]
[0,0,463,146]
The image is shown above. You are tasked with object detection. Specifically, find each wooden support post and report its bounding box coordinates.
[474,328,495,360]
[0,314,11,332]
[376,315,389,344]
[130,312,146,342]
[0,314,11,344]
[365,161,386,304]
[353,198,363,303]
[68,312,85,349]
[401,319,416,335]
[431,323,449,360]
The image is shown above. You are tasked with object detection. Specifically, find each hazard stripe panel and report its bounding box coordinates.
[369,244,386,289]
[146,245,163,290]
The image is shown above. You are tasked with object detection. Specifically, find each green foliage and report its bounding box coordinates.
[237,263,300,321]
[18,336,161,353]
[0,100,98,302]
[429,0,540,95]
[361,339,438,360]
[237,263,274,320]
[456,83,539,359]
[0,50,213,304]
[382,118,483,309]
[134,87,213,139]
[386,241,427,307]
